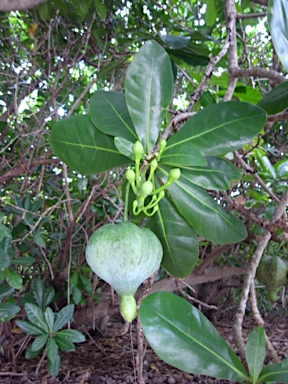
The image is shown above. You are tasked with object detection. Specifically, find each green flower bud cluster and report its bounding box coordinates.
[125,140,181,217]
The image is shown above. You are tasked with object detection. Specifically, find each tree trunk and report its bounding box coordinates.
[0,0,48,12]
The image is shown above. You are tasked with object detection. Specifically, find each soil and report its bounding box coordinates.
[1,307,288,384]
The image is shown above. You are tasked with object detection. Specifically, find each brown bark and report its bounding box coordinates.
[0,0,48,12]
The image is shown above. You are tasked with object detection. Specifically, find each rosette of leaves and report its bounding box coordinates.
[50,39,267,279]
[16,303,85,377]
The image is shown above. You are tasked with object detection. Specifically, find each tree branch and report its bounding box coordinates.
[0,0,48,12]
[230,67,286,85]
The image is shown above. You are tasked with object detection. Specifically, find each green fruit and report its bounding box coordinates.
[85,222,163,322]
[140,180,153,197]
[257,255,288,292]
[267,290,278,302]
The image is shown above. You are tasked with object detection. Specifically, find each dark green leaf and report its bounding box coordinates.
[257,81,288,114]
[0,223,12,240]
[93,0,108,19]
[31,334,49,352]
[33,231,46,248]
[167,48,210,67]
[50,115,132,175]
[89,91,137,141]
[79,274,92,294]
[53,304,74,332]
[97,58,127,79]
[0,284,14,301]
[267,0,288,71]
[160,35,190,49]
[205,0,217,26]
[158,166,247,244]
[16,320,45,336]
[54,336,75,352]
[55,329,86,343]
[149,196,199,277]
[125,40,173,153]
[25,303,48,332]
[140,292,248,382]
[25,345,42,359]
[258,357,288,383]
[10,256,35,266]
[180,157,241,190]
[31,278,45,309]
[45,337,59,364]
[0,302,20,319]
[47,353,61,378]
[70,271,78,288]
[42,287,55,309]
[71,286,82,305]
[6,269,23,290]
[0,252,10,269]
[44,307,55,331]
[166,102,266,157]
[161,143,207,167]
[246,327,265,381]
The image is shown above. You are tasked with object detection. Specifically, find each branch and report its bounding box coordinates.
[223,0,238,101]
[0,158,59,185]
[0,0,48,12]
[230,67,286,85]
[233,189,288,360]
[236,12,266,19]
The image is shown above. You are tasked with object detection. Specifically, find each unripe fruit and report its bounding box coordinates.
[132,141,144,159]
[85,222,163,322]
[140,180,153,197]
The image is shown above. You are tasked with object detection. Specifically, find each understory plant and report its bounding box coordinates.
[50,38,288,382]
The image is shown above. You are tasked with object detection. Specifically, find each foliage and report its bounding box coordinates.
[0,0,287,380]
[16,296,85,377]
[140,292,288,383]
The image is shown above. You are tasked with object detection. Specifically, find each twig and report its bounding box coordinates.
[233,189,288,360]
[250,280,281,362]
[230,67,286,85]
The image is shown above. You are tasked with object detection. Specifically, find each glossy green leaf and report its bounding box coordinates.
[0,284,14,301]
[55,329,85,343]
[31,334,49,352]
[258,81,288,114]
[47,353,61,378]
[0,223,12,240]
[278,160,288,176]
[31,277,45,309]
[246,327,265,382]
[46,337,59,364]
[16,320,45,336]
[160,35,190,49]
[258,357,288,383]
[0,252,10,269]
[25,303,48,332]
[6,269,23,289]
[205,0,217,26]
[180,157,241,190]
[268,0,288,71]
[10,256,35,266]
[33,231,46,248]
[54,336,75,352]
[42,287,55,309]
[93,0,108,19]
[0,302,20,319]
[53,304,74,332]
[44,307,55,331]
[149,195,199,277]
[97,58,127,79]
[158,166,247,244]
[166,48,210,67]
[165,102,266,157]
[89,91,137,141]
[140,292,248,382]
[125,40,173,153]
[161,142,207,167]
[114,137,134,159]
[50,115,132,175]
[25,345,42,359]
